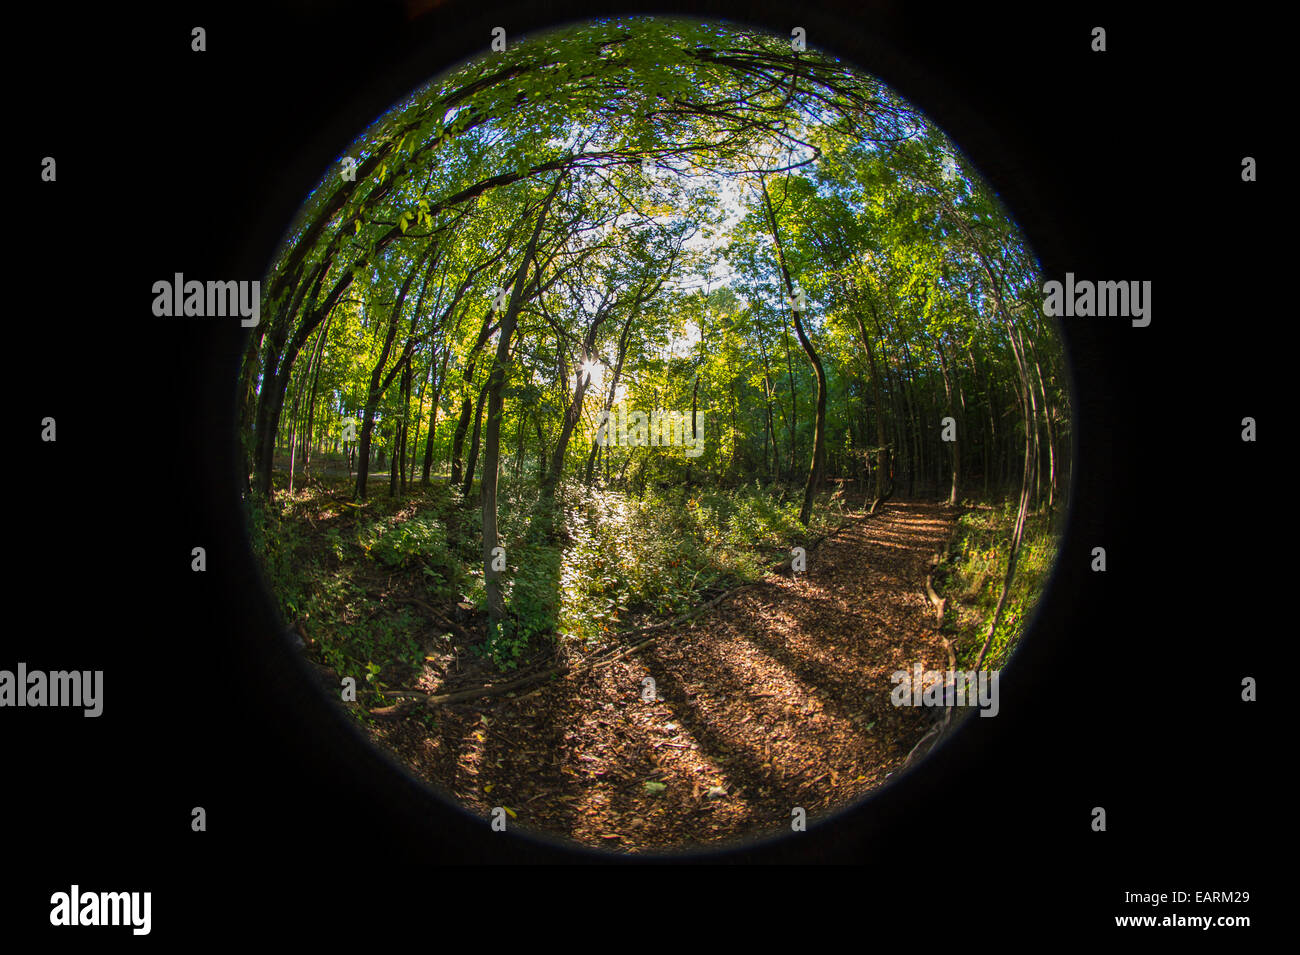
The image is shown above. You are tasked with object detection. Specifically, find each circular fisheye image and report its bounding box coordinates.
[240,16,1070,853]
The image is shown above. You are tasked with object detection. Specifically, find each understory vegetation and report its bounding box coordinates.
[248,461,839,706]
[939,501,1063,672]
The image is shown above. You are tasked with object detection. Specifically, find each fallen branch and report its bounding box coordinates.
[375,593,477,643]
[368,581,770,716]
[366,510,873,719]
[902,724,941,765]
[510,583,766,702]
[924,551,948,629]
[768,512,859,574]
[910,544,959,755]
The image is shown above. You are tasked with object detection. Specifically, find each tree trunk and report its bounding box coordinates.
[936,337,959,505]
[760,176,825,526]
[422,343,452,484]
[460,377,491,499]
[585,306,636,485]
[856,295,891,512]
[484,175,563,630]
[302,315,329,476]
[355,254,426,500]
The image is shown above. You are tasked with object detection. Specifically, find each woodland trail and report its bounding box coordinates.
[370,500,959,852]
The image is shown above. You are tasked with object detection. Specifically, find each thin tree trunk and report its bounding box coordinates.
[355,253,427,500]
[584,305,637,485]
[936,337,959,505]
[760,176,825,526]
[422,343,452,484]
[461,377,491,499]
[302,315,329,476]
[484,175,563,630]
[409,356,430,486]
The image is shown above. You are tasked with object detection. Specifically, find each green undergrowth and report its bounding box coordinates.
[246,476,469,705]
[937,500,1062,673]
[541,479,828,654]
[246,473,836,689]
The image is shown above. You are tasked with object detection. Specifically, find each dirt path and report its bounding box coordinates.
[371,500,959,852]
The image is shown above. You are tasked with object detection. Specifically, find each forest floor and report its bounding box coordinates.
[365,499,959,853]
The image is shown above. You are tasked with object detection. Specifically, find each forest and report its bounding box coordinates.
[241,17,1070,850]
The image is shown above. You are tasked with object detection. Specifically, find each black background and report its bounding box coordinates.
[10,0,1276,937]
